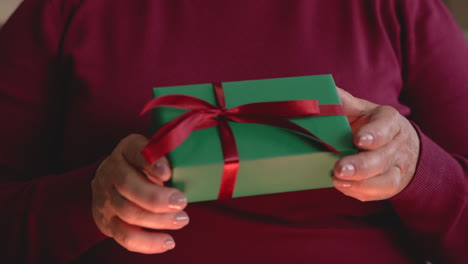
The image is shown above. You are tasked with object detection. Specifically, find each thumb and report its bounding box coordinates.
[120,134,172,184]
[336,87,377,116]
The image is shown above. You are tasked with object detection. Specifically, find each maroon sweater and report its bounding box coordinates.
[0,0,467,263]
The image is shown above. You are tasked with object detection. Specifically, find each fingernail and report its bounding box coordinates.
[163,239,176,250]
[173,212,190,226]
[339,164,355,178]
[358,133,374,147]
[168,193,187,209]
[334,180,352,188]
[340,182,352,188]
[153,160,167,178]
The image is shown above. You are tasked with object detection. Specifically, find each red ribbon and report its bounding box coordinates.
[141,82,345,199]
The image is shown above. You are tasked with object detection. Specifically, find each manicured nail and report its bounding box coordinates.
[153,160,167,178]
[173,212,190,225]
[168,193,187,209]
[358,133,374,147]
[340,182,352,188]
[339,164,355,178]
[163,239,176,250]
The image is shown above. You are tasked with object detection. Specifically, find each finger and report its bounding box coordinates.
[334,142,397,181]
[333,166,402,202]
[120,134,172,182]
[113,162,187,213]
[110,187,189,230]
[110,216,176,254]
[353,106,401,150]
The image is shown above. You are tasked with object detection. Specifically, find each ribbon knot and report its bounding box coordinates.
[141,82,345,199]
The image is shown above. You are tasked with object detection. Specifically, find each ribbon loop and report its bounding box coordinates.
[140,94,218,116]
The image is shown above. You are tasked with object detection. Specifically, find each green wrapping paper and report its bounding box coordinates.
[150,74,357,202]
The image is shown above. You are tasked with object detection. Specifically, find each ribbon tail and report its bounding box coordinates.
[229,114,343,155]
[319,104,345,116]
[216,119,240,199]
[230,101,344,118]
[231,100,320,117]
[141,111,218,164]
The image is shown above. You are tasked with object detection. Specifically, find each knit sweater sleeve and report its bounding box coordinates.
[390,1,468,263]
[0,0,107,262]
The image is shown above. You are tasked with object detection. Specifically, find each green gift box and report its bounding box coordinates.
[148,74,357,202]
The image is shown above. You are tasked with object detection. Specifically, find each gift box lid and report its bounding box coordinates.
[152,74,356,167]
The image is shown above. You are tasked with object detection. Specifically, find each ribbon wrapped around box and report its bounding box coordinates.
[141,74,357,202]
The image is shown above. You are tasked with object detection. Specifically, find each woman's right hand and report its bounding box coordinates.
[91,134,189,254]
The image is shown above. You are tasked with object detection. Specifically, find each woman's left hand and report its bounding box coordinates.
[333,88,420,202]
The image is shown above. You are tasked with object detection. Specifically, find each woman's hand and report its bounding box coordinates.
[333,88,420,201]
[92,134,188,254]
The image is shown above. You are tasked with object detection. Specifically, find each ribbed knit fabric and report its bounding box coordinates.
[0,0,466,263]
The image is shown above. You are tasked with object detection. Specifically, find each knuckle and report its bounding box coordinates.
[374,129,387,141]
[94,159,113,183]
[404,146,419,174]
[380,105,399,118]
[92,208,111,235]
[146,190,164,207]
[117,137,130,149]
[374,106,401,138]
[378,148,391,166]
[142,239,166,254]
[119,233,140,252]
[91,176,102,193]
[388,182,399,197]
[118,134,141,151]
[91,190,107,212]
[120,234,166,254]
[114,171,134,190]
[131,187,166,212]
[120,135,147,166]
[108,191,123,209]
[388,168,403,194]
[117,201,138,222]
[355,156,370,172]
[384,107,402,129]
[125,133,139,142]
[92,184,114,214]
[353,155,377,177]
[126,134,145,145]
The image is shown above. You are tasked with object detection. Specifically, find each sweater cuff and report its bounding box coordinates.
[390,123,464,216]
[34,158,109,262]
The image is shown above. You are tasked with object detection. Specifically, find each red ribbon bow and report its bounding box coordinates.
[141,82,344,199]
